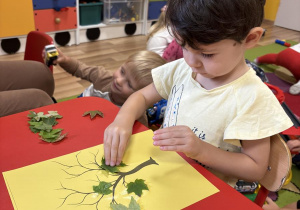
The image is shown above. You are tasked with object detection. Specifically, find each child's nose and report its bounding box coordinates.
[116,77,125,87]
[185,53,202,68]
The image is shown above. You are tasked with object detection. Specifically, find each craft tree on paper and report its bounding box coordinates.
[54,150,159,210]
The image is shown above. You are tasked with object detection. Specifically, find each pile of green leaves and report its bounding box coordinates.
[27,111,67,143]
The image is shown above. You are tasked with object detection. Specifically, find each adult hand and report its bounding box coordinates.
[103,120,132,166]
[152,125,202,159]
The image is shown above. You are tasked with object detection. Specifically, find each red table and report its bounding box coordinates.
[0,97,262,210]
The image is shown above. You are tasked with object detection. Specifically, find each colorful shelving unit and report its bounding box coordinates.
[0,0,168,55]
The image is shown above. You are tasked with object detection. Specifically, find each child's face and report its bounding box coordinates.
[110,62,139,105]
[182,39,246,80]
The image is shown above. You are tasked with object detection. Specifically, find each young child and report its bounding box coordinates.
[147,5,183,62]
[103,0,293,187]
[146,5,173,57]
[54,49,166,125]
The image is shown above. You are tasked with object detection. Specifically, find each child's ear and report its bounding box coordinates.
[244,27,264,49]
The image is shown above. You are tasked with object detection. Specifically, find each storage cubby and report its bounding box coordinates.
[103,0,144,24]
[148,0,166,20]
[79,2,103,26]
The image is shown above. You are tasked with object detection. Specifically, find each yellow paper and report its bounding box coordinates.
[3,130,219,210]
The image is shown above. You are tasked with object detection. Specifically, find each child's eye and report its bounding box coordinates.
[202,53,214,58]
[128,82,133,89]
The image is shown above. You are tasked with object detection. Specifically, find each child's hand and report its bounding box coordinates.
[103,121,132,167]
[262,197,280,210]
[152,125,202,159]
[41,47,67,65]
[287,139,300,153]
[53,48,68,65]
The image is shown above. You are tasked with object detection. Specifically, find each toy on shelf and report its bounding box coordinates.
[255,43,300,95]
[107,2,140,23]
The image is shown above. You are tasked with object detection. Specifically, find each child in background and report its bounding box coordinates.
[54,49,166,125]
[146,5,183,62]
[163,39,183,62]
[147,5,173,57]
[103,0,293,187]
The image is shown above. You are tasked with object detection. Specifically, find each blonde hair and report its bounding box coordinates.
[146,10,166,41]
[125,51,166,89]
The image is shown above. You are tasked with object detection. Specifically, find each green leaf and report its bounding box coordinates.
[83,110,104,119]
[128,197,140,210]
[127,179,149,197]
[27,111,37,119]
[39,129,66,143]
[51,132,68,143]
[100,157,127,173]
[93,181,112,195]
[36,122,53,132]
[46,111,62,119]
[28,121,53,132]
[42,117,58,126]
[34,112,46,121]
[110,203,128,210]
[101,159,120,173]
[29,126,40,133]
[110,197,140,210]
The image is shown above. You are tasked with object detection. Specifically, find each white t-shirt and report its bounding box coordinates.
[152,58,293,186]
[147,28,173,56]
[82,84,111,103]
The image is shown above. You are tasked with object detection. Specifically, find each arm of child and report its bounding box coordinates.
[153,125,270,181]
[52,48,71,65]
[104,83,163,166]
[287,139,300,153]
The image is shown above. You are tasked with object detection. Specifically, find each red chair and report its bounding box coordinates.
[24,31,54,72]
